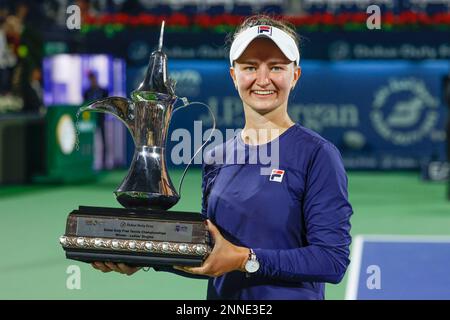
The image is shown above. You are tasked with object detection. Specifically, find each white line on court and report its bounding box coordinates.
[345,234,364,300]
[359,234,450,243]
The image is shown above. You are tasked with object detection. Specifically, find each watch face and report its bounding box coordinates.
[245,259,260,273]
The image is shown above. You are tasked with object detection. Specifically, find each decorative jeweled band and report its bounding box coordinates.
[59,235,210,257]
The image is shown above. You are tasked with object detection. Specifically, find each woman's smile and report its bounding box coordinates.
[251,89,276,97]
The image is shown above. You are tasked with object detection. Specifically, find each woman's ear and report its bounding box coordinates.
[291,66,301,90]
[230,67,238,90]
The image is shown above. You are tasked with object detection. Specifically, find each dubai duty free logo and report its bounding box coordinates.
[370,78,439,146]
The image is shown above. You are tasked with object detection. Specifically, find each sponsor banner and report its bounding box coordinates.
[80,31,450,64]
[126,60,449,170]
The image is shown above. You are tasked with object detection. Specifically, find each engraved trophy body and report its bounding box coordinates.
[59,22,211,267]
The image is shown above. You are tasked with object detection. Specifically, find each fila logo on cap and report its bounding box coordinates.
[269,169,285,183]
[258,26,272,36]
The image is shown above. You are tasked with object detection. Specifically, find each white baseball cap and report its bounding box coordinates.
[229,25,300,66]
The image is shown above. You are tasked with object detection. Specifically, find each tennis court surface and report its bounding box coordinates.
[0,169,449,299]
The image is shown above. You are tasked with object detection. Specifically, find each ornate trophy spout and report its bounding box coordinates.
[80,21,179,210]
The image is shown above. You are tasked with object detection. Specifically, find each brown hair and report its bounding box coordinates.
[227,15,300,54]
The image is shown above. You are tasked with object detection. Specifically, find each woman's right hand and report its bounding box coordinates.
[91,262,141,276]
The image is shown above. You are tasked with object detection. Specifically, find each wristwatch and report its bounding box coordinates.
[244,248,260,275]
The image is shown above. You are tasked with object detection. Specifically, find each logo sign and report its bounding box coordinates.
[57,114,76,155]
[329,41,351,61]
[370,78,439,146]
[258,26,272,36]
[426,161,450,181]
[175,225,188,233]
[269,169,285,183]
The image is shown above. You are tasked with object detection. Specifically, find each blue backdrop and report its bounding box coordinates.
[126,60,449,170]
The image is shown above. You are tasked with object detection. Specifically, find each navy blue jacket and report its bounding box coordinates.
[156,124,352,300]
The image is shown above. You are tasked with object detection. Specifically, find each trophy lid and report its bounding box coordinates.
[135,21,175,96]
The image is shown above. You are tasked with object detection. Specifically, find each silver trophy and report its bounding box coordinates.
[59,22,211,267]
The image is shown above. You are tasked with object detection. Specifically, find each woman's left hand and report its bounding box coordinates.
[174,220,249,277]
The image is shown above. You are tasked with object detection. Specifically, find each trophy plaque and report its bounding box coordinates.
[59,22,211,267]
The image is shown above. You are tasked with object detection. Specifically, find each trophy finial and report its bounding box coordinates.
[134,20,174,96]
[158,21,165,51]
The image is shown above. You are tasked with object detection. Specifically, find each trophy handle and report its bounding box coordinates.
[171,99,217,198]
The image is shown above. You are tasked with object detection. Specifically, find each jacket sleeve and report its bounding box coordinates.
[252,142,353,284]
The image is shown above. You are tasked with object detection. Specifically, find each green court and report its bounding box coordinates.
[0,169,449,299]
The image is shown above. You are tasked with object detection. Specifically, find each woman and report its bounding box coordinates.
[92,15,353,300]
